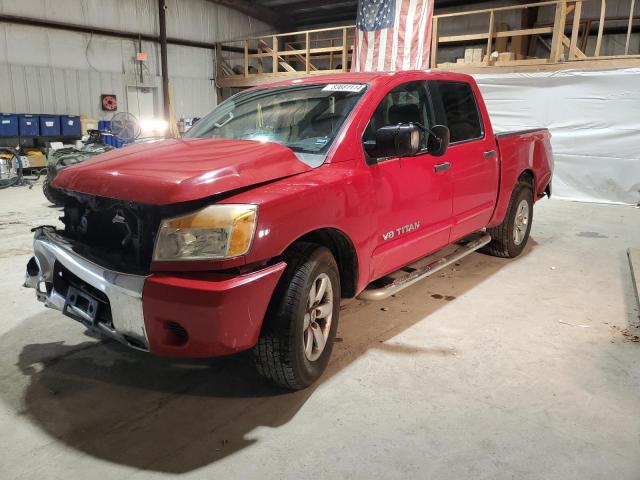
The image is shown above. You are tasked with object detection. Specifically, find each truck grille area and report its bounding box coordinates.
[58,192,226,274]
[61,195,162,274]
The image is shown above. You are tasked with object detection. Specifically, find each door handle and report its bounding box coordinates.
[483,150,497,159]
[434,162,451,173]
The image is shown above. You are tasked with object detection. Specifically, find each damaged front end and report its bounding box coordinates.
[23,192,206,350]
[59,193,163,274]
[24,225,149,350]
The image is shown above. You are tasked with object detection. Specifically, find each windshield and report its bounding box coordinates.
[185,83,367,166]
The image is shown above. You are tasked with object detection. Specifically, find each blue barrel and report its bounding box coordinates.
[39,115,61,136]
[0,114,19,137]
[101,132,115,146]
[60,115,81,137]
[19,115,39,137]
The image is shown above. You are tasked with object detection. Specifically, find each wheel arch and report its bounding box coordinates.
[518,168,535,186]
[487,167,536,228]
[284,227,359,299]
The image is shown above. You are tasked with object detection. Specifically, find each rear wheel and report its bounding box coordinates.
[483,182,533,258]
[254,243,340,390]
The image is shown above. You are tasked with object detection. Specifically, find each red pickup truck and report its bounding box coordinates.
[25,71,552,389]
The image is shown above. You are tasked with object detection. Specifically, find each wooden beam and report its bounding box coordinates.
[494,58,551,66]
[431,16,439,68]
[305,32,311,74]
[244,40,249,78]
[595,0,606,56]
[495,26,554,38]
[439,33,488,43]
[562,34,586,58]
[342,27,348,71]
[272,35,278,75]
[550,1,568,62]
[569,1,583,59]
[625,0,636,54]
[438,27,553,45]
[436,22,555,45]
[257,39,296,72]
[486,11,495,65]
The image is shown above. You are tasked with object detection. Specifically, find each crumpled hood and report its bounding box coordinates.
[52,138,313,205]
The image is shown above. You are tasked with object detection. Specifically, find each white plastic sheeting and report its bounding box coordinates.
[0,0,273,119]
[474,68,640,205]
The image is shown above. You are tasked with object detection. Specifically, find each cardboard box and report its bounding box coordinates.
[472,48,484,63]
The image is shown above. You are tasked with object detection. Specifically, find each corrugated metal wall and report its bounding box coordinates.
[0,0,273,119]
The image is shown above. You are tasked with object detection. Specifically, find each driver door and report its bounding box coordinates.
[363,81,454,280]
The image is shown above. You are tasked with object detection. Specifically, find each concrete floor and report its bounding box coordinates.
[0,184,638,480]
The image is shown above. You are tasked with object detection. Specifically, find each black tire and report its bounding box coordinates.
[254,242,341,390]
[482,181,533,258]
[42,179,66,206]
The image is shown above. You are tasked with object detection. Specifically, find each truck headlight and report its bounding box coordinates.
[153,204,257,261]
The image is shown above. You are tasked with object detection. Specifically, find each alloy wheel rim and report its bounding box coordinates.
[303,273,333,362]
[513,199,530,246]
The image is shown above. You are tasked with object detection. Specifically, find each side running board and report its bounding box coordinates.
[358,232,491,301]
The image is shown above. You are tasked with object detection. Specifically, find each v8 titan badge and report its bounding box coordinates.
[383,221,421,241]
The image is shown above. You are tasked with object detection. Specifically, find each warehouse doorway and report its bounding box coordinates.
[126,86,158,121]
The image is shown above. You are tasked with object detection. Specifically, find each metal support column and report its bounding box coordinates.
[158,0,170,125]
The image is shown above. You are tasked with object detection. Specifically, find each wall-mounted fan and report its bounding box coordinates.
[101,94,118,112]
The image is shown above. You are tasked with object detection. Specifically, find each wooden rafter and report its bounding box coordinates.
[256,39,297,73]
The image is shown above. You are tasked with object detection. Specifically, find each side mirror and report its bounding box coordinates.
[427,125,450,157]
[366,124,421,159]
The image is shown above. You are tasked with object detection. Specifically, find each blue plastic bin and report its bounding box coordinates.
[0,114,19,137]
[39,115,61,136]
[19,115,39,137]
[60,115,81,137]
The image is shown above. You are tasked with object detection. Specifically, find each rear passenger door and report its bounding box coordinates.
[428,80,499,241]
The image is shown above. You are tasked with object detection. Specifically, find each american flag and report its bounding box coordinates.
[352,0,434,72]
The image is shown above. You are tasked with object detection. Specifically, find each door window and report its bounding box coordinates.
[429,81,483,143]
[362,81,432,157]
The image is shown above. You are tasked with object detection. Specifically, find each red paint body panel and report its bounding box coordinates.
[53,70,552,358]
[52,138,312,205]
[447,80,501,241]
[487,129,554,228]
[142,262,285,357]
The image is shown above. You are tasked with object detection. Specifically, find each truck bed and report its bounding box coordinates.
[487,128,553,228]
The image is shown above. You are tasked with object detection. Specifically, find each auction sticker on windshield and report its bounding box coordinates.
[322,84,366,92]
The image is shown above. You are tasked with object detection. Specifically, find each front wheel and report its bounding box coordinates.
[483,182,533,258]
[254,243,340,390]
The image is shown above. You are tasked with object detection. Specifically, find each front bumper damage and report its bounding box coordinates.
[24,226,287,357]
[25,226,149,350]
